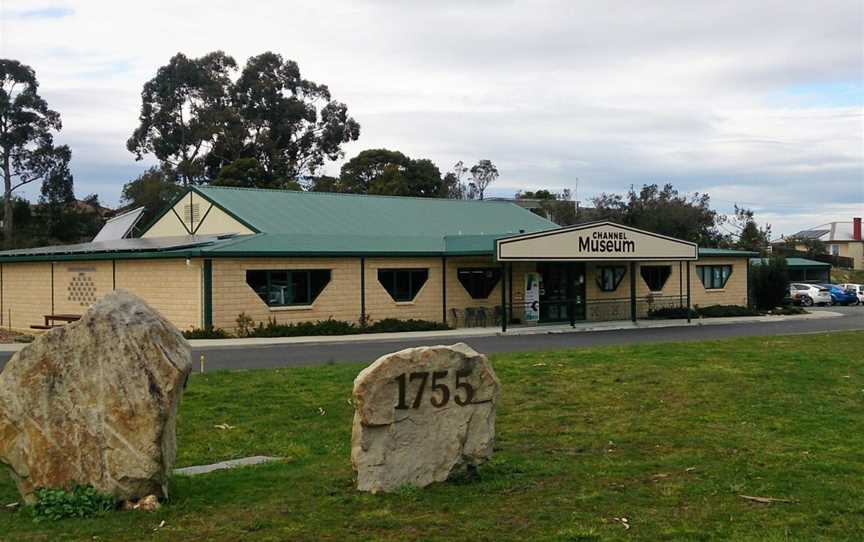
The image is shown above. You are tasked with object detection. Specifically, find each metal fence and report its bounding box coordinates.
[449,295,691,329]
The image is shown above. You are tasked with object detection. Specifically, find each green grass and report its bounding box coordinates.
[2,332,863,541]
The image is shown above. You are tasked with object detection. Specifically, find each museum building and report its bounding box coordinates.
[0,186,755,333]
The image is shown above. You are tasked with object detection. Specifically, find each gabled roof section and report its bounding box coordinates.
[496,221,698,261]
[193,185,556,237]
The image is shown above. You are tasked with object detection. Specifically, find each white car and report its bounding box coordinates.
[788,283,832,306]
[838,284,864,304]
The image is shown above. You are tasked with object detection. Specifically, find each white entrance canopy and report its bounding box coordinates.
[496,221,698,262]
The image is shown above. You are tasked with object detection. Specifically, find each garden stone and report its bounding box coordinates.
[351,343,501,493]
[0,290,191,504]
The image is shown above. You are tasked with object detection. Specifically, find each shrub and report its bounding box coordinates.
[696,304,759,318]
[365,318,450,333]
[32,485,115,522]
[183,327,231,339]
[247,317,359,338]
[646,306,697,320]
[751,257,790,310]
[766,305,807,316]
[235,312,255,338]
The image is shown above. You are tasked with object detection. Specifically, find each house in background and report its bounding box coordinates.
[779,217,863,270]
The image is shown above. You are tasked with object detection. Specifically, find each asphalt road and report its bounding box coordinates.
[2,307,862,372]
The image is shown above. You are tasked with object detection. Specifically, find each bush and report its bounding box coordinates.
[247,317,360,338]
[751,257,790,310]
[696,304,760,318]
[365,318,450,333]
[32,485,115,522]
[766,305,807,316]
[183,327,231,339]
[647,306,698,320]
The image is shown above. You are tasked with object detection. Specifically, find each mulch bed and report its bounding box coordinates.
[0,329,32,344]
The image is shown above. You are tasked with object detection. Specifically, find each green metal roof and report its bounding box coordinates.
[193,186,556,237]
[750,257,831,269]
[698,247,759,258]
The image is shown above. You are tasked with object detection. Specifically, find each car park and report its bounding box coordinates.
[838,283,864,305]
[787,283,832,306]
[822,284,860,306]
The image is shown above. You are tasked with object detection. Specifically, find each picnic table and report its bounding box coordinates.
[44,314,81,326]
[31,314,83,330]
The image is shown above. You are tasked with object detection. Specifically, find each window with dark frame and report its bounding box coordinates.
[378,268,429,302]
[596,266,626,292]
[457,268,502,299]
[640,265,672,292]
[246,269,331,307]
[696,265,732,290]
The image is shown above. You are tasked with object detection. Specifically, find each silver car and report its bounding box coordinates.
[788,283,832,306]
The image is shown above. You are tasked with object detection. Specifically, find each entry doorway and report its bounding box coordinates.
[537,262,585,323]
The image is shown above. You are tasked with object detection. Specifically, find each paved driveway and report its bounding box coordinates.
[2,307,862,372]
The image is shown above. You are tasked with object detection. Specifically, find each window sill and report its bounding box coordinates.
[704,289,726,293]
[394,301,416,306]
[269,305,314,312]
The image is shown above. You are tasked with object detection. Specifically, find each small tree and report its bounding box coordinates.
[468,159,498,200]
[751,257,790,310]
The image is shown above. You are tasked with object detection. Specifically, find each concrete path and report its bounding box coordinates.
[174,456,281,476]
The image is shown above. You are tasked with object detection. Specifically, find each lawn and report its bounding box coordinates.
[1,332,862,541]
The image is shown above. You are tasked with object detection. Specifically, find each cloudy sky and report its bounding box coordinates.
[1,0,862,236]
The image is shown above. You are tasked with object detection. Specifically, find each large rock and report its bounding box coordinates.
[351,343,501,493]
[0,290,191,504]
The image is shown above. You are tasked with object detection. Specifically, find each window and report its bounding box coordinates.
[378,268,428,302]
[640,265,671,291]
[596,266,626,292]
[458,268,501,299]
[830,244,840,256]
[697,265,732,290]
[246,270,331,307]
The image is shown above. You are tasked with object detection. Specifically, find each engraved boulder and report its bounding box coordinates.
[0,290,192,504]
[351,343,501,493]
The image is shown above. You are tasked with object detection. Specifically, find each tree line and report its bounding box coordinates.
[2,52,771,254]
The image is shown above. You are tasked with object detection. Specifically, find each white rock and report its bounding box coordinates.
[0,290,191,504]
[351,343,501,493]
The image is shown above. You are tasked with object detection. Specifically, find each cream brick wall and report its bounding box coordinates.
[1,262,53,332]
[582,257,748,319]
[52,262,114,317]
[364,257,445,324]
[689,257,749,308]
[212,257,362,332]
[115,259,202,330]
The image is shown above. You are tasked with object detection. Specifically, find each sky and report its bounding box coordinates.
[1,0,862,237]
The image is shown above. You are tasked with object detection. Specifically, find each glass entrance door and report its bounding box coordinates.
[537,263,585,323]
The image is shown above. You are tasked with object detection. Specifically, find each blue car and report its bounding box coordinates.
[820,284,860,306]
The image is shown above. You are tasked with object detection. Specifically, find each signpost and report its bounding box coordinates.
[524,272,540,323]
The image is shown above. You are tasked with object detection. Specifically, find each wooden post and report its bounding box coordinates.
[441,256,447,325]
[629,261,637,322]
[501,262,508,333]
[686,261,692,323]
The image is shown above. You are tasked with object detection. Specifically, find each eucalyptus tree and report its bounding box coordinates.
[0,59,71,247]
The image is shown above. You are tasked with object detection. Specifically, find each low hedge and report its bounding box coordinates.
[696,304,760,318]
[186,317,451,340]
[648,304,766,320]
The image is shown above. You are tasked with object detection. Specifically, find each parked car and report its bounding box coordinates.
[787,283,832,306]
[820,284,859,306]
[838,284,864,304]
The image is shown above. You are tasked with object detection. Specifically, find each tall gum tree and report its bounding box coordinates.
[0,59,70,248]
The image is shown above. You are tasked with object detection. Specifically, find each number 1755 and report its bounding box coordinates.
[394,369,475,409]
